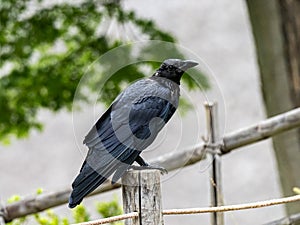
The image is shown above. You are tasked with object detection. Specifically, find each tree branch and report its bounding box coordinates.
[1,107,300,222]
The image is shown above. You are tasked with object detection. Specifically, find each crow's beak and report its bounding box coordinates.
[178,60,199,71]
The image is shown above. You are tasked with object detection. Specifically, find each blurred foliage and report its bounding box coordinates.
[96,196,123,225]
[7,195,21,203]
[72,205,90,223]
[6,192,123,225]
[0,0,209,143]
[34,210,70,225]
[293,187,300,195]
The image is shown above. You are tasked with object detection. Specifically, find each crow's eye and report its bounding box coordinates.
[161,64,168,69]
[168,65,175,70]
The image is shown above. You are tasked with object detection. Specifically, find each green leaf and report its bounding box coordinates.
[96,195,123,225]
[72,205,90,223]
[7,195,21,203]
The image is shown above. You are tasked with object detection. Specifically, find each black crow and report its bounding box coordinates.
[69,59,198,208]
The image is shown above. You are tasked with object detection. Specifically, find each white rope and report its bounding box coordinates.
[72,195,300,224]
[71,212,138,225]
[163,195,300,215]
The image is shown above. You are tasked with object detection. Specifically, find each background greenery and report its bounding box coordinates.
[0,0,209,144]
[7,190,123,225]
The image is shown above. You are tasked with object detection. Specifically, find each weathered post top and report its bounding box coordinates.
[122,169,164,225]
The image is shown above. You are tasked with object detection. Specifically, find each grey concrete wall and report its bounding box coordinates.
[0,0,285,224]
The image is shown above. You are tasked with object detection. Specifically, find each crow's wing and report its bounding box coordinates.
[110,96,177,183]
[69,96,176,208]
[84,96,176,164]
[69,105,131,208]
[129,96,176,141]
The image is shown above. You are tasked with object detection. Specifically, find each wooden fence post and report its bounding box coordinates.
[0,216,4,225]
[122,169,163,225]
[0,199,5,225]
[205,102,224,225]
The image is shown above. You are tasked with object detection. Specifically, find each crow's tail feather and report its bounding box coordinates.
[69,172,107,208]
[68,163,116,208]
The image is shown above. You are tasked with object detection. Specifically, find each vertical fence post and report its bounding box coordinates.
[0,216,4,225]
[122,169,164,225]
[0,199,5,225]
[204,102,224,225]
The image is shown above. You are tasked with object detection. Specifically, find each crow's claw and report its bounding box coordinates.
[128,165,168,175]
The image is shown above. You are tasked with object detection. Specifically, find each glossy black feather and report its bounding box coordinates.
[69,59,198,208]
[69,93,177,208]
[129,96,176,139]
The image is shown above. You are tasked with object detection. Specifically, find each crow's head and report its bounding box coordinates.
[153,59,198,84]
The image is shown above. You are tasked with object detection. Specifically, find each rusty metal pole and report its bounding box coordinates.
[204,102,224,225]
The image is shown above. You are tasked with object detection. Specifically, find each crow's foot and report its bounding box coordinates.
[128,165,168,175]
